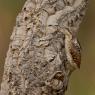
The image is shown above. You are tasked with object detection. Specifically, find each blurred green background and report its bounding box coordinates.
[0,0,95,95]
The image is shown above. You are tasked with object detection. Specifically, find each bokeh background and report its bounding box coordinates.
[0,0,95,95]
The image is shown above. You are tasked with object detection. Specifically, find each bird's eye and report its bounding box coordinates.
[48,25,52,26]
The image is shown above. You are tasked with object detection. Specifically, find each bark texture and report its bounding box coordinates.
[0,0,88,95]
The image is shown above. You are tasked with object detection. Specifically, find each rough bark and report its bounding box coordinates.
[0,0,88,95]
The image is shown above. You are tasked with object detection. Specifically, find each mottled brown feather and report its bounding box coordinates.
[70,42,81,68]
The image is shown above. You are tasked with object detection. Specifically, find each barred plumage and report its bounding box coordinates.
[70,40,81,68]
[60,28,81,69]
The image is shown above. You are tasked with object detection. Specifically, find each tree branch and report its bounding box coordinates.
[0,0,88,95]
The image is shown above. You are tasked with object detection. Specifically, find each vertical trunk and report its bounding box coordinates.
[0,0,88,95]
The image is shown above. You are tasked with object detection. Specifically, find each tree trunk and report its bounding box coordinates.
[0,0,88,95]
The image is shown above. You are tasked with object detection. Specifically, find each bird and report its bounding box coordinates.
[60,28,81,70]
